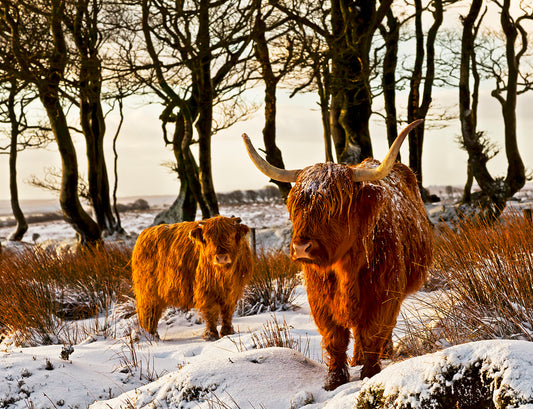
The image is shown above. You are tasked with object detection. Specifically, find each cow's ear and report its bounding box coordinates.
[236,224,250,241]
[189,226,205,244]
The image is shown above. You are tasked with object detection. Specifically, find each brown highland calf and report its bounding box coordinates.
[131,216,252,340]
[242,120,433,390]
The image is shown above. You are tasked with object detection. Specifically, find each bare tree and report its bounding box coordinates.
[487,0,531,197]
[130,0,255,221]
[63,0,119,235]
[272,0,393,164]
[0,0,102,244]
[252,0,300,199]
[406,0,449,201]
[460,0,533,217]
[0,77,50,241]
[458,0,487,204]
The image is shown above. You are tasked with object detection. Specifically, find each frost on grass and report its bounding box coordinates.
[356,340,533,409]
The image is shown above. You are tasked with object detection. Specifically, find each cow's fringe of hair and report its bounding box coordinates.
[287,163,357,224]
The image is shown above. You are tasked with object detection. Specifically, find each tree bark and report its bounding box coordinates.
[317,56,333,162]
[7,80,28,241]
[330,0,371,163]
[380,9,399,157]
[195,0,219,217]
[498,0,526,197]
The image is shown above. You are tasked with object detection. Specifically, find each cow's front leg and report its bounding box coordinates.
[358,300,399,379]
[219,302,236,337]
[322,324,350,391]
[308,293,350,389]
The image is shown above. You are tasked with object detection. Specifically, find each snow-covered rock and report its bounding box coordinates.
[90,347,329,409]
[357,339,533,409]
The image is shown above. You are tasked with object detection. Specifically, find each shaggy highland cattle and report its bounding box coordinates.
[131,216,252,341]
[242,119,433,390]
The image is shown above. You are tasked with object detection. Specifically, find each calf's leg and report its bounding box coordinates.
[137,299,164,337]
[220,302,236,337]
[199,303,220,341]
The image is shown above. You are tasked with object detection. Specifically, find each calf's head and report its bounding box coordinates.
[241,119,424,267]
[189,216,250,268]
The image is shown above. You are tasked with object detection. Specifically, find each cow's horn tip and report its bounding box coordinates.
[241,133,249,140]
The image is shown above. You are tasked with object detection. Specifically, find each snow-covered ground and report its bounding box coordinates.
[1,195,533,408]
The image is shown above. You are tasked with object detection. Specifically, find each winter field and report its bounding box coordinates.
[1,186,533,408]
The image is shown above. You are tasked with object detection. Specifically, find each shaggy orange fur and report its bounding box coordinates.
[131,216,252,340]
[287,160,433,390]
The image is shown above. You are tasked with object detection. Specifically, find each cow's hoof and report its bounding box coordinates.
[202,330,220,341]
[220,325,235,337]
[324,367,349,391]
[360,363,381,380]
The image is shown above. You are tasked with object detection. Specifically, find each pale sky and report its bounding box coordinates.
[1,86,532,202]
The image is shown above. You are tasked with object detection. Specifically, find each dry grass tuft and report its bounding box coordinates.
[231,314,313,361]
[237,250,300,316]
[0,242,133,345]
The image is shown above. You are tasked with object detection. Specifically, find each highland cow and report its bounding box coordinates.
[131,216,252,341]
[242,119,432,390]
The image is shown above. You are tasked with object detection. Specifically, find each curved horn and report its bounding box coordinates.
[241,133,301,183]
[351,119,424,182]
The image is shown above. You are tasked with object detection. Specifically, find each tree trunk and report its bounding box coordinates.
[41,1,101,244]
[79,62,117,234]
[329,0,393,164]
[173,112,199,221]
[407,0,443,200]
[317,57,333,162]
[331,1,373,164]
[253,9,292,199]
[111,94,124,233]
[462,162,473,204]
[459,0,507,217]
[499,0,526,197]
[7,81,28,241]
[71,0,118,234]
[41,94,101,244]
[195,0,219,218]
[380,9,399,156]
[330,92,345,162]
[152,180,196,225]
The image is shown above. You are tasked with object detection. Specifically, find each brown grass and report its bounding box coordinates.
[237,250,300,316]
[0,242,133,345]
[397,210,533,357]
